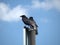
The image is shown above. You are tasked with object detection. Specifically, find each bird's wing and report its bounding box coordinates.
[29,17,38,27]
[22,17,30,25]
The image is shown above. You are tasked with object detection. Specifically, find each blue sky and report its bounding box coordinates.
[0,0,60,45]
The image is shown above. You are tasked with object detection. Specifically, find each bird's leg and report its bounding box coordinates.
[29,25,34,31]
[24,24,29,28]
[24,26,31,31]
[24,25,29,31]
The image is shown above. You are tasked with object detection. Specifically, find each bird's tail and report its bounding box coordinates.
[36,30,38,35]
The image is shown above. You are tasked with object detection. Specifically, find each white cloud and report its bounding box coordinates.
[0,0,60,22]
[32,0,60,10]
[0,3,28,22]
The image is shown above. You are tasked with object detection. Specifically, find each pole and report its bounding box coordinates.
[23,28,27,45]
[28,30,36,45]
[24,26,36,45]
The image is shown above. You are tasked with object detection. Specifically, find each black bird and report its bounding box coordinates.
[20,15,30,26]
[29,17,38,27]
[29,17,38,35]
[20,15,34,31]
[20,15,38,35]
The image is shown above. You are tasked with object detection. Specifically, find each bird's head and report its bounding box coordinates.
[20,15,26,17]
[29,17,33,20]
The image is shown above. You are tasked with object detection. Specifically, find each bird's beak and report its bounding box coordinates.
[20,16,22,17]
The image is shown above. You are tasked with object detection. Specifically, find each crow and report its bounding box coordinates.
[29,17,38,35]
[20,15,30,26]
[20,15,34,31]
[20,15,34,27]
[29,17,38,27]
[20,15,38,35]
